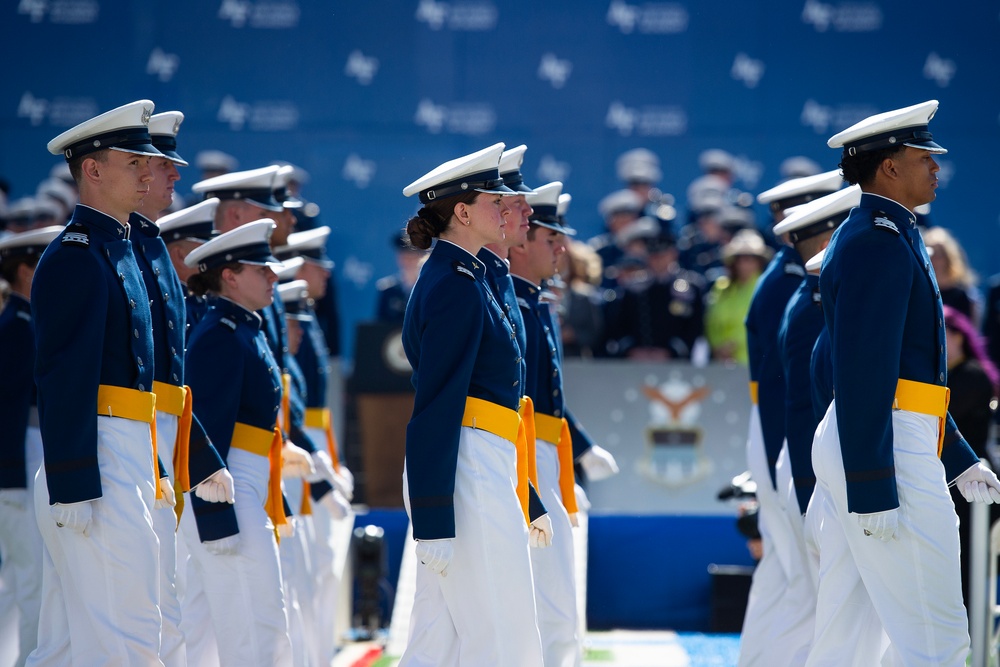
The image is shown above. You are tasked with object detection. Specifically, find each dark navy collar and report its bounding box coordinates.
[859,193,917,227]
[128,212,162,239]
[434,239,486,281]
[213,296,262,331]
[73,204,131,240]
[477,246,510,276]
[5,292,29,309]
[511,274,541,303]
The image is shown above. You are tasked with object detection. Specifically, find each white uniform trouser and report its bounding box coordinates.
[187,447,291,667]
[531,438,580,667]
[768,443,817,664]
[27,416,162,667]
[177,499,221,667]
[152,412,187,667]
[0,425,44,666]
[304,424,354,664]
[280,478,314,667]
[739,405,795,667]
[806,400,970,667]
[399,426,544,667]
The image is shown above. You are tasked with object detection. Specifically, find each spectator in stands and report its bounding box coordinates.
[705,229,771,365]
[616,148,678,234]
[924,226,980,325]
[943,305,1000,616]
[588,189,644,289]
[604,229,707,361]
[677,202,734,283]
[375,230,426,325]
[557,240,604,358]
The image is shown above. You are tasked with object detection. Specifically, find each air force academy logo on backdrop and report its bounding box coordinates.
[538,53,572,89]
[342,154,377,189]
[800,99,880,134]
[606,0,689,34]
[924,53,956,87]
[415,0,498,31]
[606,101,687,137]
[345,50,379,86]
[218,0,300,28]
[18,0,99,24]
[217,95,299,131]
[801,0,882,32]
[415,99,496,136]
[147,48,180,83]
[18,92,97,127]
[638,377,713,488]
[731,53,765,88]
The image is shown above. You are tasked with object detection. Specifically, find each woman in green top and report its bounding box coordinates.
[705,229,771,364]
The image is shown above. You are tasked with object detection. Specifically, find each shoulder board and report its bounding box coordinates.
[516,297,530,309]
[452,262,476,281]
[62,230,89,247]
[218,317,237,331]
[784,263,805,277]
[16,311,31,322]
[872,212,900,235]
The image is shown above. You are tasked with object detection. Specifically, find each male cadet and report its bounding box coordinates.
[0,226,63,666]
[157,197,221,340]
[766,185,861,664]
[807,101,1000,666]
[275,226,355,666]
[30,100,164,665]
[133,110,237,667]
[738,167,842,667]
[510,180,586,667]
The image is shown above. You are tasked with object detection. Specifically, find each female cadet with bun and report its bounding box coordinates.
[182,219,293,666]
[398,143,550,667]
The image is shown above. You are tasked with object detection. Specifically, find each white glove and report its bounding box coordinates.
[203,533,241,556]
[193,468,236,504]
[580,445,620,481]
[306,450,337,484]
[338,465,355,494]
[281,442,316,479]
[415,539,454,576]
[318,489,351,520]
[277,519,295,538]
[954,461,1000,504]
[0,488,28,510]
[332,467,354,501]
[529,513,554,548]
[154,477,176,509]
[574,483,592,513]
[856,508,899,542]
[51,501,93,537]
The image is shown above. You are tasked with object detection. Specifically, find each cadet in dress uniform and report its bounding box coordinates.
[807,100,1000,666]
[183,220,294,666]
[134,112,238,667]
[737,168,844,667]
[0,226,62,666]
[768,186,860,665]
[28,100,165,666]
[510,180,587,667]
[157,198,220,342]
[398,143,551,667]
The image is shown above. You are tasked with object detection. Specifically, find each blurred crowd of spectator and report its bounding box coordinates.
[0,146,991,370]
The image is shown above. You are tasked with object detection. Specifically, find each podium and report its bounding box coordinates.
[352,322,413,508]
